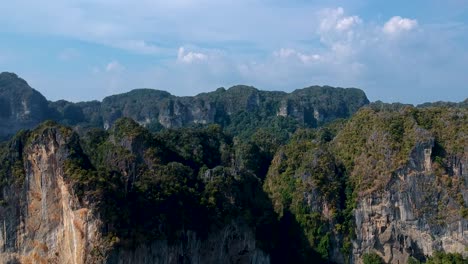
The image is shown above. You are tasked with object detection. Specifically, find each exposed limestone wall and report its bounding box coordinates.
[0,129,102,264]
[353,140,468,263]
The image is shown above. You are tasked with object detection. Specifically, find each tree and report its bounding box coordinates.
[363,252,384,264]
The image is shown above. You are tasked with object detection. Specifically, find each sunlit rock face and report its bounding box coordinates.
[0,127,102,264]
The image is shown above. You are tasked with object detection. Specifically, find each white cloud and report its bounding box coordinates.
[319,7,345,32]
[274,48,320,63]
[319,7,361,33]
[383,16,418,35]
[330,43,355,58]
[316,6,363,61]
[177,47,207,63]
[106,61,125,72]
[336,16,362,31]
[314,7,366,66]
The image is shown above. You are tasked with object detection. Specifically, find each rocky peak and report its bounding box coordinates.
[0,72,51,140]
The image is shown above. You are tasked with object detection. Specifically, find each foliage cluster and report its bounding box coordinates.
[264,124,354,262]
[333,106,467,195]
[362,252,384,264]
[55,118,281,251]
[408,252,467,264]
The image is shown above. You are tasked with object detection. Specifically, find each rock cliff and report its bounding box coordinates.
[0,122,272,264]
[0,126,102,264]
[337,107,468,263]
[353,139,467,263]
[265,106,467,264]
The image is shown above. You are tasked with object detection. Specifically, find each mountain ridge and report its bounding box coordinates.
[0,72,370,140]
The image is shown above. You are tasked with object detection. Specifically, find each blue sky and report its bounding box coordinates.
[0,0,467,103]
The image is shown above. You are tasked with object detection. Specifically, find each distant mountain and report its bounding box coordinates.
[0,72,54,140]
[0,72,370,140]
[417,99,468,108]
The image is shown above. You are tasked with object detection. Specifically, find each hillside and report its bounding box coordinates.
[0,73,467,264]
[0,72,369,140]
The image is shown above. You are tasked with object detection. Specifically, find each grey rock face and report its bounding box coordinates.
[353,138,468,263]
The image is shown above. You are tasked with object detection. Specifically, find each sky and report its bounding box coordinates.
[0,0,467,104]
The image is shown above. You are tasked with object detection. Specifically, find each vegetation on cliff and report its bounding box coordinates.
[1,73,467,263]
[263,105,467,263]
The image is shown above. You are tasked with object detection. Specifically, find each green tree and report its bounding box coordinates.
[362,252,384,264]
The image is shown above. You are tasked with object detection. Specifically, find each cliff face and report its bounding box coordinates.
[337,107,468,263]
[264,106,467,264]
[353,140,468,263]
[0,127,102,264]
[101,85,368,130]
[0,123,272,264]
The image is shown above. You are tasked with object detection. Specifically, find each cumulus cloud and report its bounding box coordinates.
[319,7,345,32]
[177,47,207,63]
[319,7,362,33]
[316,6,363,62]
[313,7,366,67]
[336,16,362,31]
[383,16,418,35]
